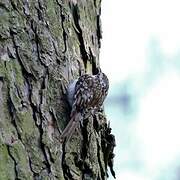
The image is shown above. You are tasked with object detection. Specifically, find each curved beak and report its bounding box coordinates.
[96,67,102,74]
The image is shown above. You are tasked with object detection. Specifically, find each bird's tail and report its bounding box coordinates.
[60,112,81,143]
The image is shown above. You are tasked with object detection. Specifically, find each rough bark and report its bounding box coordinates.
[0,0,115,179]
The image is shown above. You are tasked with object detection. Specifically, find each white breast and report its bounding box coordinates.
[67,79,78,107]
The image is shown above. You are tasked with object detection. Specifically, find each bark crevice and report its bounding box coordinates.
[96,14,102,48]
[72,4,88,69]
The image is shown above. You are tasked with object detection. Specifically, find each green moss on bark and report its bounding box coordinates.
[0,144,16,180]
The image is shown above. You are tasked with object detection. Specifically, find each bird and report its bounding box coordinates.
[60,67,109,142]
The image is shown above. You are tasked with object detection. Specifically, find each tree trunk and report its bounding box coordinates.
[0,0,115,179]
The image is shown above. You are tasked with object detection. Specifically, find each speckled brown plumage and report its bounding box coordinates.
[60,68,109,142]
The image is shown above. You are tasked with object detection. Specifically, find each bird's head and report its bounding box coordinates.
[96,67,109,92]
